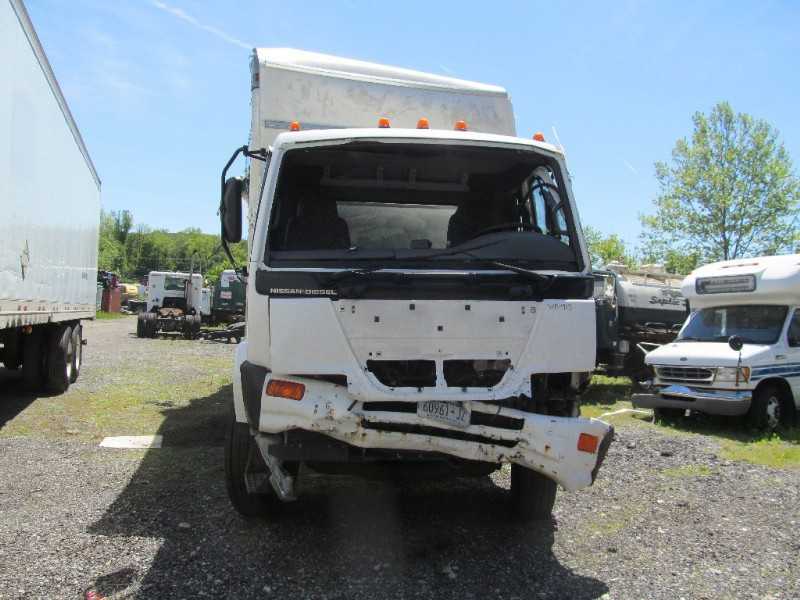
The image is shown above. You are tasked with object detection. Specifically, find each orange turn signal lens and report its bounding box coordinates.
[532,131,545,142]
[416,117,430,129]
[454,120,468,131]
[577,433,599,454]
[266,379,305,401]
[378,117,391,128]
[289,121,301,132]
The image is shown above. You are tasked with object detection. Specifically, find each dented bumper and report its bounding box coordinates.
[238,361,613,492]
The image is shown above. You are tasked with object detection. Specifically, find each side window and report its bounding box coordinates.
[527,175,571,247]
[788,310,800,347]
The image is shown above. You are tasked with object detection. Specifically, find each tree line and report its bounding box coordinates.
[98,211,246,284]
[588,101,798,273]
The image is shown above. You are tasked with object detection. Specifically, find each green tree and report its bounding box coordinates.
[584,226,631,268]
[640,102,799,263]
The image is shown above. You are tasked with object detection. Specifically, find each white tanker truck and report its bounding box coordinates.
[594,263,687,384]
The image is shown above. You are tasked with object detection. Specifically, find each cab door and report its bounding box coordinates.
[785,308,800,407]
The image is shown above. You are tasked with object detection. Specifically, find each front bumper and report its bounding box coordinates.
[632,384,752,416]
[239,362,613,492]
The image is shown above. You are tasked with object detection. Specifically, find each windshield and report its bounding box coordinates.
[679,305,788,344]
[266,142,581,271]
[164,276,186,291]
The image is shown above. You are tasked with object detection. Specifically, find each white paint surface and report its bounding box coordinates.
[100,435,163,449]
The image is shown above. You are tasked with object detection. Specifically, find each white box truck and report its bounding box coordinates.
[219,49,613,521]
[0,0,100,392]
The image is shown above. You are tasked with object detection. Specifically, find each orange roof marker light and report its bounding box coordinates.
[416,117,430,129]
[289,121,301,132]
[533,132,545,142]
[454,120,468,131]
[378,117,391,128]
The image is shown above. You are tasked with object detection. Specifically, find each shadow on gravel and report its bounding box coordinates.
[88,384,609,599]
[0,368,53,429]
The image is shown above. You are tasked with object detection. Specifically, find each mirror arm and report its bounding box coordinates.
[219,146,270,272]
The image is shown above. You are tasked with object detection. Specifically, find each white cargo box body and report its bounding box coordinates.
[0,0,100,329]
[248,48,516,229]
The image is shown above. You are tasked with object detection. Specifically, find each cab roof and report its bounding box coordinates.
[683,254,800,307]
[270,127,563,157]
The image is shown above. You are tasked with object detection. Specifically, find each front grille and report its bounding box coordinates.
[656,366,714,383]
[366,360,436,388]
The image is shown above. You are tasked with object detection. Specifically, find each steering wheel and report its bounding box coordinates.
[470,222,539,239]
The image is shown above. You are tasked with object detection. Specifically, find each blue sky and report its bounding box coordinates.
[28,0,800,250]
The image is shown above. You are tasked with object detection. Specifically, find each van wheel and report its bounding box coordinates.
[510,464,557,521]
[22,328,45,390]
[70,324,83,383]
[46,324,74,393]
[225,415,279,517]
[747,384,788,431]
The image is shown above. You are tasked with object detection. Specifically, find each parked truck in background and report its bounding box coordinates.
[594,263,687,385]
[210,269,246,323]
[136,271,207,339]
[0,0,100,392]
[218,49,613,522]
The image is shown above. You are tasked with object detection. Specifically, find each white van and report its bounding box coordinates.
[632,254,800,429]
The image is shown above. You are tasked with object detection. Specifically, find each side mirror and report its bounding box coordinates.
[220,177,243,243]
[728,335,744,352]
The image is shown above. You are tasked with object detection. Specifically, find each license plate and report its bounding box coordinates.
[417,401,471,428]
[220,291,232,299]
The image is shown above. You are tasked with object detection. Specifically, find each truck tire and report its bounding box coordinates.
[45,324,74,393]
[510,464,557,521]
[182,318,194,340]
[1,331,21,370]
[747,383,788,431]
[145,313,158,338]
[136,314,145,338]
[70,324,82,383]
[225,415,279,517]
[22,327,45,390]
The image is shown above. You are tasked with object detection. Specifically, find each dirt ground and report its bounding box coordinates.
[1,317,799,599]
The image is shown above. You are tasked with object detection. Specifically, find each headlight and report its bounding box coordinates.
[715,367,751,383]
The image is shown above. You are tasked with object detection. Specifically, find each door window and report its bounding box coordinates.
[788,310,800,347]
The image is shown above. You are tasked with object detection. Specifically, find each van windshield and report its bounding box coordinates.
[678,305,788,344]
[266,141,582,271]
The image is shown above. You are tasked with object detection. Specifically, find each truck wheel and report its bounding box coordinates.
[182,319,193,340]
[70,324,82,383]
[22,328,45,390]
[225,415,279,517]
[747,384,788,431]
[510,464,557,521]
[1,331,21,370]
[136,314,145,338]
[45,324,74,393]
[146,313,158,338]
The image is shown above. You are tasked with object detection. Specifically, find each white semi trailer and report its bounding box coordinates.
[219,49,613,522]
[0,0,100,392]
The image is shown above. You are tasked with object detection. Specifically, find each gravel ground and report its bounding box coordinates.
[1,318,799,599]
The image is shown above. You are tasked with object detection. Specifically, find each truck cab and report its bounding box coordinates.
[136,271,208,339]
[633,254,800,429]
[219,49,613,522]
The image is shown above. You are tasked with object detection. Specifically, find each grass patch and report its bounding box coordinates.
[662,464,713,477]
[1,358,232,442]
[719,434,800,469]
[95,311,132,320]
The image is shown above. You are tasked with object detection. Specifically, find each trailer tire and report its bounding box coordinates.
[22,327,45,390]
[225,415,279,518]
[46,324,74,393]
[70,324,82,383]
[1,331,22,370]
[510,464,557,521]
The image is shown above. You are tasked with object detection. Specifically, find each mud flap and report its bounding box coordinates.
[591,425,614,484]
